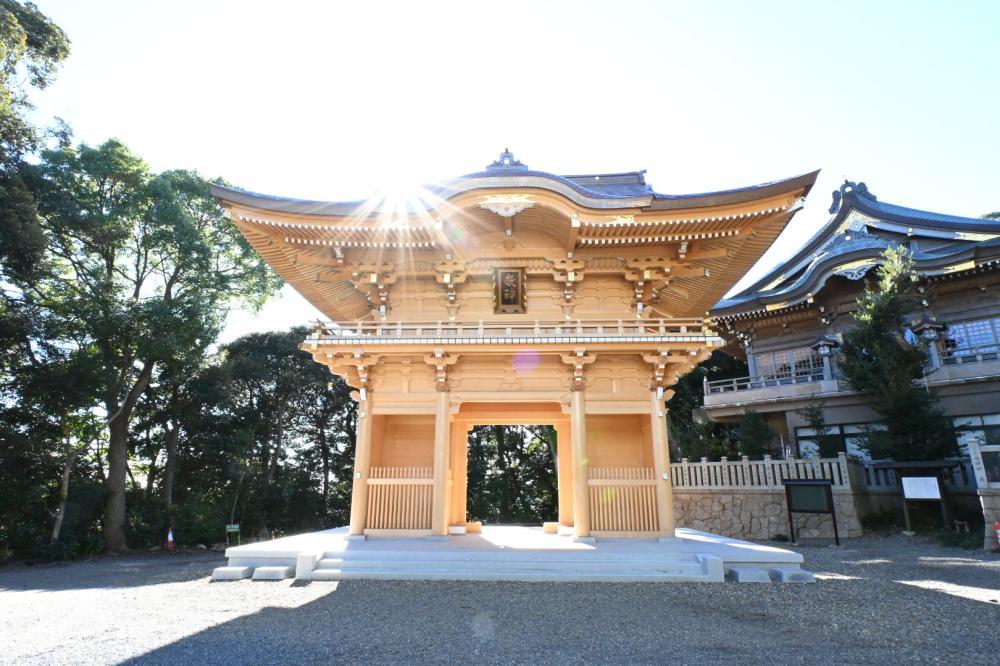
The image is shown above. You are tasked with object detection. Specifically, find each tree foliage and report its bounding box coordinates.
[667,350,746,460]
[467,425,557,524]
[837,245,956,461]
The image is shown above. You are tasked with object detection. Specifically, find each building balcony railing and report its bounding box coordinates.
[704,363,829,397]
[940,344,1000,366]
[305,317,714,346]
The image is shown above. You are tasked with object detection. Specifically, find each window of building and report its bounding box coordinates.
[954,414,1000,455]
[942,317,1000,362]
[795,423,884,459]
[753,347,824,382]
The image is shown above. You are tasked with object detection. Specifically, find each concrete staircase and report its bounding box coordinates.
[302,550,724,582]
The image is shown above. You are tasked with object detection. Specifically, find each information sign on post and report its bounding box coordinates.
[782,479,839,545]
[225,523,241,546]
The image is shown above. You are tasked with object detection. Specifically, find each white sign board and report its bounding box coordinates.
[902,476,941,500]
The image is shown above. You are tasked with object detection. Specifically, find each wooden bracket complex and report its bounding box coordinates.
[559,348,596,391]
[423,349,459,391]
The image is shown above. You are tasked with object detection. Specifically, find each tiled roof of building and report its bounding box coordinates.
[712,181,1000,319]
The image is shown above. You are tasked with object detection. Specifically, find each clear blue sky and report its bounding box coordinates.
[30,1,1000,339]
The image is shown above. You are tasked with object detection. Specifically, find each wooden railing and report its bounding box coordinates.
[587,467,659,533]
[365,466,433,530]
[670,454,851,490]
[306,317,712,344]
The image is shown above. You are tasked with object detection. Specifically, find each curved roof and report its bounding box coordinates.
[712,181,1000,319]
[212,150,819,321]
[210,149,818,216]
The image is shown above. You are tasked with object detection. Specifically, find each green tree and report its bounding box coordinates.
[21,141,280,551]
[466,425,557,524]
[837,246,956,461]
[0,0,69,282]
[737,409,777,458]
[667,350,744,461]
[795,403,840,457]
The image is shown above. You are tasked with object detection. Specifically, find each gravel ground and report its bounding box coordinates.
[0,535,998,665]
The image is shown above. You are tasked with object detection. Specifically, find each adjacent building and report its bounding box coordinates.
[704,181,1000,461]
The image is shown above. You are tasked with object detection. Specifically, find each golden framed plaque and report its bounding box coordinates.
[493,268,525,314]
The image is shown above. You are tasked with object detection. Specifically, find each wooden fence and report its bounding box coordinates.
[365,466,433,530]
[588,467,659,533]
[669,454,978,493]
[670,454,850,490]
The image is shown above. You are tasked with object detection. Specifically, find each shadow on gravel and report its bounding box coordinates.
[0,553,224,592]
[124,572,1000,666]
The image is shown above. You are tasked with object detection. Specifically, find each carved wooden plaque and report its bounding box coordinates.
[493,268,525,314]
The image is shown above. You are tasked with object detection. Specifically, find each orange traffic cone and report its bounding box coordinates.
[166,527,175,551]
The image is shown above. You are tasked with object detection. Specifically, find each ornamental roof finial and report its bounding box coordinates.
[830,180,877,214]
[487,148,528,172]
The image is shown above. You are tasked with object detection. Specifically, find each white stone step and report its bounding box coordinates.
[211,566,253,581]
[252,565,293,580]
[317,549,705,564]
[309,566,716,583]
[316,557,703,576]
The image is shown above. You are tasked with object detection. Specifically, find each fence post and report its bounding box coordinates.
[763,454,775,488]
[741,455,750,488]
[837,452,850,489]
[681,458,690,487]
[720,456,729,487]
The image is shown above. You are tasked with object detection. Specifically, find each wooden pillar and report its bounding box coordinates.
[650,390,675,537]
[431,390,451,536]
[348,393,374,536]
[449,422,470,526]
[554,422,574,526]
[570,390,591,538]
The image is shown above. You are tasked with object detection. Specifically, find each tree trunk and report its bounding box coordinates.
[319,425,330,517]
[103,361,155,553]
[50,449,80,545]
[104,413,130,552]
[163,421,180,526]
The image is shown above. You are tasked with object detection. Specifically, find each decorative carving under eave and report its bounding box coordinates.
[551,257,586,319]
[423,349,459,392]
[559,348,596,391]
[349,264,397,319]
[624,258,672,318]
[324,351,380,391]
[434,258,468,320]
[641,350,695,391]
[478,194,534,218]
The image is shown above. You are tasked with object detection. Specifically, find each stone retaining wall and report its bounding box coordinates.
[978,489,1000,551]
[673,488,980,541]
[672,489,865,540]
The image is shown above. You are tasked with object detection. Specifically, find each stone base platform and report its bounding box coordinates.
[213,526,811,583]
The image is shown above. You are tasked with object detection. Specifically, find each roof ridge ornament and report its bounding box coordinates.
[829,180,877,214]
[486,148,528,172]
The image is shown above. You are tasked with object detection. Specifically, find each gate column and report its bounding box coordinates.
[348,391,374,537]
[431,389,452,536]
[554,422,574,527]
[650,390,676,537]
[570,389,591,538]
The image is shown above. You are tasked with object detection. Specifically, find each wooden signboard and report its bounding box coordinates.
[901,476,941,500]
[782,478,839,545]
[900,474,948,531]
[494,268,526,313]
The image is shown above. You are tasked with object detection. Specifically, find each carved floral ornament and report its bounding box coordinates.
[478,194,534,218]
